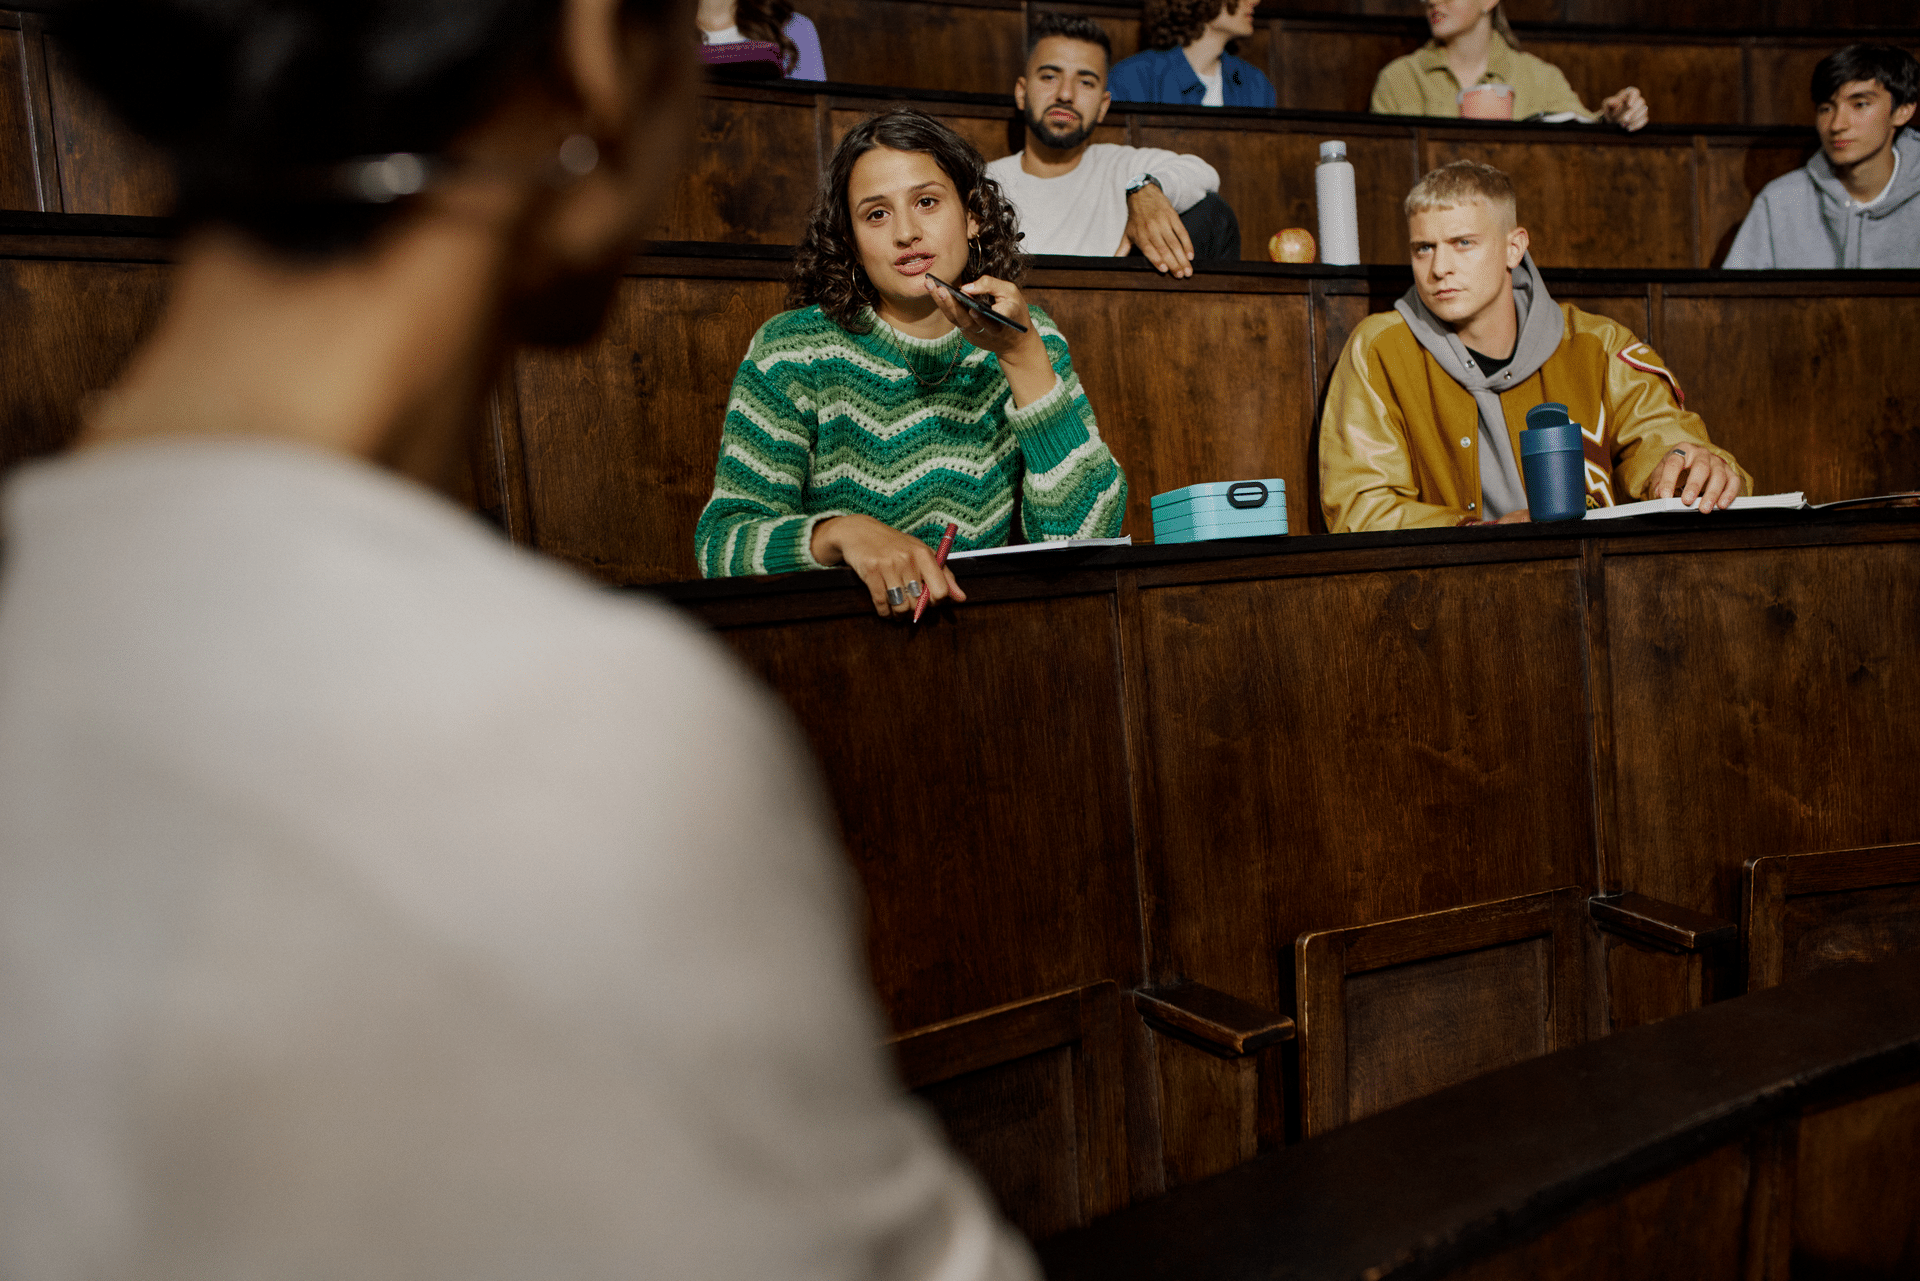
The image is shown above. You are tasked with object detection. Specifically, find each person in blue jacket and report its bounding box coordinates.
[1107,0,1275,109]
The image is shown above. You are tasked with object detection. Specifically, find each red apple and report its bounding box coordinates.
[1269,228,1317,263]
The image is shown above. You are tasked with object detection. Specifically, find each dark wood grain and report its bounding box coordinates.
[721,593,1141,1033]
[0,26,40,210]
[648,89,819,245]
[1590,891,1737,952]
[1134,559,1595,1026]
[1270,20,1420,114]
[1024,277,1316,538]
[1134,981,1294,1056]
[0,254,168,472]
[1661,290,1920,503]
[1422,132,1698,269]
[1041,951,1920,1281]
[1152,1037,1258,1188]
[511,271,788,583]
[1744,843,1920,991]
[1791,1080,1920,1278]
[1296,887,1587,1135]
[1524,36,1739,128]
[1131,119,1415,264]
[890,983,1130,1240]
[1608,546,1920,923]
[807,0,1027,95]
[42,39,171,216]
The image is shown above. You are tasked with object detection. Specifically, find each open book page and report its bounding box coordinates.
[1584,493,1806,520]
[947,536,1133,562]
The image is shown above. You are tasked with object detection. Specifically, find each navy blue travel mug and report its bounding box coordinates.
[1520,402,1588,522]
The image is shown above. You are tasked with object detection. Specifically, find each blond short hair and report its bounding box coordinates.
[1403,160,1518,228]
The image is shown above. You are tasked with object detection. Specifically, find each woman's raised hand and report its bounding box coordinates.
[810,514,966,619]
[925,275,1057,408]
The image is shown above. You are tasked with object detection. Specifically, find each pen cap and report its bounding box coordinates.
[1519,402,1587,521]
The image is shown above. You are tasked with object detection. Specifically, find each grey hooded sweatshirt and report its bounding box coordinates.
[1724,128,1920,269]
[1394,254,1566,519]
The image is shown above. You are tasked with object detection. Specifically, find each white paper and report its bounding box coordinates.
[947,536,1133,561]
[1583,492,1806,520]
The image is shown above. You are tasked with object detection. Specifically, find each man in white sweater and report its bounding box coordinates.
[986,14,1241,277]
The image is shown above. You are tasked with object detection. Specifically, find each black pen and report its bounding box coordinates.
[925,273,1029,333]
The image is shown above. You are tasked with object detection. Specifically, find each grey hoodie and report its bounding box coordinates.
[1724,128,1920,269]
[1394,254,1565,519]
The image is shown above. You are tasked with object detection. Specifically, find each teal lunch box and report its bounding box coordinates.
[1150,479,1289,544]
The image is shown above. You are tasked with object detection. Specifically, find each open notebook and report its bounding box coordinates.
[947,536,1133,561]
[1584,492,1806,520]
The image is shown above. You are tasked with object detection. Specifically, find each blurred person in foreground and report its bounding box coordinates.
[695,110,1126,612]
[989,13,1241,275]
[1371,0,1648,131]
[0,1,1037,1278]
[1725,44,1920,269]
[1320,161,1748,532]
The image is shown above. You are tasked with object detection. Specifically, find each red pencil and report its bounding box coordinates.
[913,521,959,623]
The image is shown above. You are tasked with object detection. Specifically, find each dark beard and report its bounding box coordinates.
[1024,102,1096,151]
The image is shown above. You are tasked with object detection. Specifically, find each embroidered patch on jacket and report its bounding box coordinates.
[1617,344,1685,406]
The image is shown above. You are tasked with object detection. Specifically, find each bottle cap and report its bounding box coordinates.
[1318,140,1347,163]
[1525,402,1572,431]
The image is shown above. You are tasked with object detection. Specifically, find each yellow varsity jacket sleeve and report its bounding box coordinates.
[1320,305,1752,533]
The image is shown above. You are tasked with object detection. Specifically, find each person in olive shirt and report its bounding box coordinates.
[1371,0,1647,130]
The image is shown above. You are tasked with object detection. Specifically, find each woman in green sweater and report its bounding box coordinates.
[694,110,1127,616]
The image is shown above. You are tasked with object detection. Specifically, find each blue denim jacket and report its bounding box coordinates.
[1106,47,1276,109]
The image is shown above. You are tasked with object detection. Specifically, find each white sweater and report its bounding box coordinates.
[987,143,1219,257]
[0,440,1035,1281]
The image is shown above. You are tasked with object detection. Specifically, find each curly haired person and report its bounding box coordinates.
[695,110,1128,616]
[1107,0,1275,108]
[696,0,825,79]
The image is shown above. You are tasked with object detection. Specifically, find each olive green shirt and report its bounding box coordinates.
[1370,38,1592,120]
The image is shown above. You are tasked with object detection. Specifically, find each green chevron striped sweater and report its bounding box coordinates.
[695,304,1127,577]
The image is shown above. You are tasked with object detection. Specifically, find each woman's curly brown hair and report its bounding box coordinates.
[727,0,799,75]
[790,110,1024,333]
[1142,0,1237,51]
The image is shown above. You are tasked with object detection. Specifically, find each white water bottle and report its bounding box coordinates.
[1315,140,1360,266]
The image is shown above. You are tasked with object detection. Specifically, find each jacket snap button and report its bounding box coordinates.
[1459,436,1472,448]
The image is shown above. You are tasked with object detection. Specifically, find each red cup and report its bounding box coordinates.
[1458,83,1515,120]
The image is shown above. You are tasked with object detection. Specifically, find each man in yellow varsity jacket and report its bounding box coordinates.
[1320,160,1751,532]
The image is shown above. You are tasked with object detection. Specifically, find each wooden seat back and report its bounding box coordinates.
[887,982,1131,1240]
[1743,842,1920,990]
[1295,886,1589,1137]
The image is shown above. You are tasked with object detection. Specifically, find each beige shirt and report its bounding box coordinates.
[1370,37,1592,120]
[0,441,1037,1281]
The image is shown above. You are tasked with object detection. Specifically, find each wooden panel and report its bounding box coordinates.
[807,0,1027,95]
[1793,1079,1920,1278]
[1296,887,1587,1135]
[828,103,1021,168]
[1609,546,1920,923]
[894,984,1130,1240]
[647,91,818,245]
[1131,122,1416,263]
[722,594,1140,1031]
[1135,559,1595,1021]
[1423,134,1696,269]
[1662,293,1920,503]
[1550,285,1649,342]
[513,273,786,583]
[43,41,171,216]
[1698,137,1816,267]
[1524,39,1740,128]
[0,27,40,210]
[1272,23,1420,115]
[1344,934,1554,1121]
[1744,844,1920,991]
[0,255,169,475]
[1604,933,1709,1031]
[1024,281,1314,538]
[1153,1036,1257,1187]
[1441,1140,1751,1281]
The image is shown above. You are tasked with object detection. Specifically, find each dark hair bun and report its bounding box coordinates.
[56,0,564,252]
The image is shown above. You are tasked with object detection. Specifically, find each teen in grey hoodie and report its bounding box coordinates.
[1725,44,1920,270]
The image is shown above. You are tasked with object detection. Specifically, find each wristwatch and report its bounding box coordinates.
[1125,173,1162,197]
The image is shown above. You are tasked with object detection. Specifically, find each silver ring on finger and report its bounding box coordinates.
[886,586,906,607]
[904,580,923,599]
